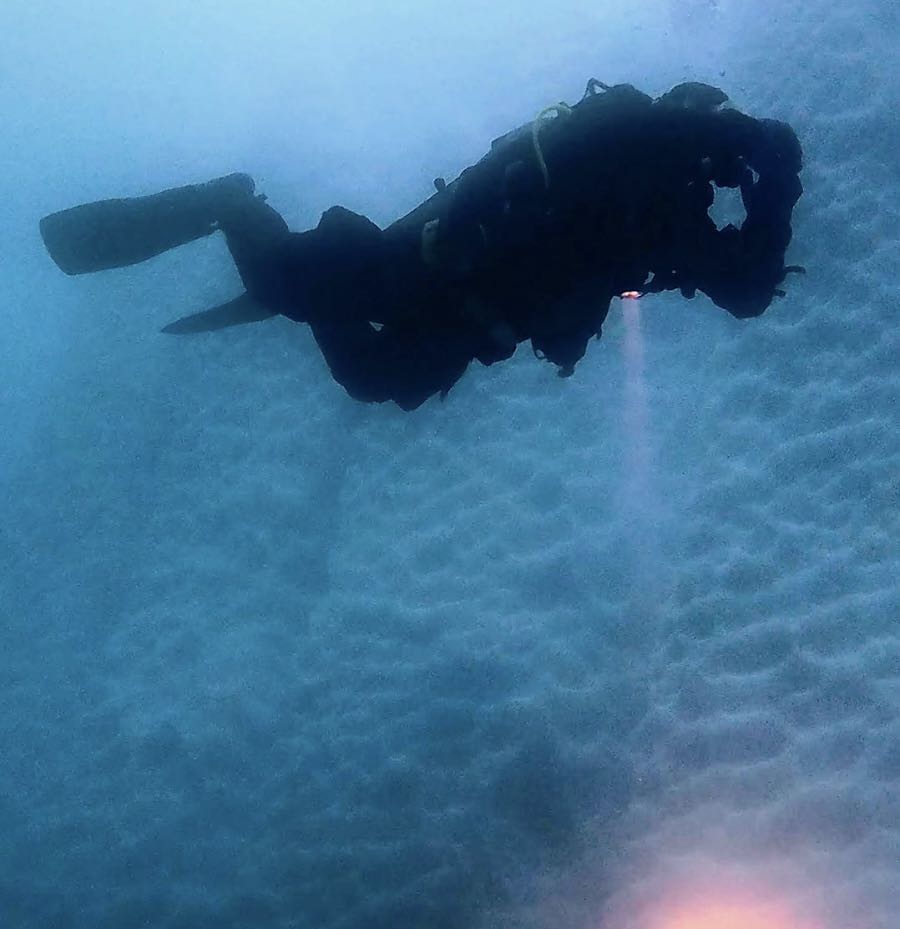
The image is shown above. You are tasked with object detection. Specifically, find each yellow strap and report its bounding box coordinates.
[531,103,573,188]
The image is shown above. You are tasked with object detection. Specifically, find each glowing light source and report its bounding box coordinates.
[620,290,643,299]
[655,900,797,929]
[602,859,828,929]
[638,886,822,929]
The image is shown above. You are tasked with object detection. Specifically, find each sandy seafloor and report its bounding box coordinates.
[1,1,898,927]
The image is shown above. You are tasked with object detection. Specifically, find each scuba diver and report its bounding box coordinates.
[39,80,803,411]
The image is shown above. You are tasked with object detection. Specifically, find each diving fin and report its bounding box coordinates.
[39,173,255,275]
[161,292,276,334]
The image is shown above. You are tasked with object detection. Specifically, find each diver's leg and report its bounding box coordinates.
[159,196,296,335]
[309,318,473,411]
[39,173,258,275]
[214,195,292,306]
[160,293,278,334]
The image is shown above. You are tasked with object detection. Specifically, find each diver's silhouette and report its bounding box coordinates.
[40,81,803,410]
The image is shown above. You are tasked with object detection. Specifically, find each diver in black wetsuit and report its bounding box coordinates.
[39,81,804,411]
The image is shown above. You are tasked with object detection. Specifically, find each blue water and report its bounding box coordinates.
[1,2,897,928]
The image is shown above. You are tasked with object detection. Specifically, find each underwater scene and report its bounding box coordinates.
[1,1,897,927]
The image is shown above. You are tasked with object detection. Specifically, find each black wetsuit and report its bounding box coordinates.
[216,83,802,410]
[39,82,803,411]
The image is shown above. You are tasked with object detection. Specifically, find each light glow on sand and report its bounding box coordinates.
[632,881,825,929]
[652,899,803,929]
